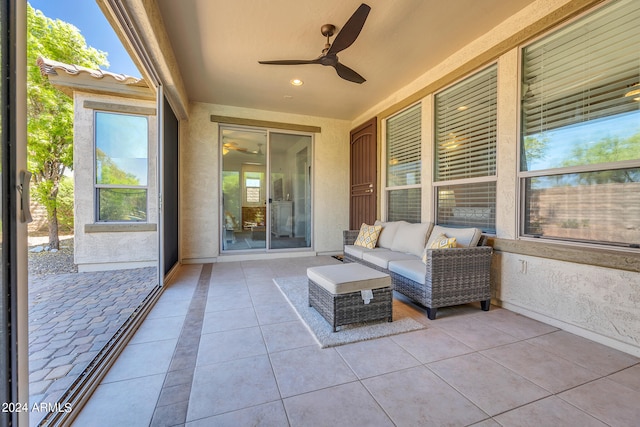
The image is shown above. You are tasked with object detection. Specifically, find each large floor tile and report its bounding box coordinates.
[526,330,639,375]
[494,396,607,427]
[607,364,640,392]
[145,297,192,320]
[482,341,601,393]
[129,315,185,344]
[428,352,549,416]
[433,315,520,350]
[71,374,165,427]
[270,345,357,397]
[205,289,253,312]
[260,320,317,352]
[390,328,474,363]
[335,336,421,379]
[201,307,258,334]
[196,326,266,366]
[187,354,280,421]
[363,365,488,426]
[159,280,197,301]
[248,286,288,307]
[283,381,394,426]
[101,339,177,383]
[253,301,299,325]
[559,377,640,426]
[478,308,559,339]
[186,401,289,427]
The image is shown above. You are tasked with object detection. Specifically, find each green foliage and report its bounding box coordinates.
[98,189,147,222]
[27,3,109,246]
[521,135,548,171]
[222,171,241,223]
[560,133,640,184]
[96,148,141,186]
[56,176,74,232]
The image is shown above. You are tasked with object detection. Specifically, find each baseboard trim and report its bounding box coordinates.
[499,301,640,358]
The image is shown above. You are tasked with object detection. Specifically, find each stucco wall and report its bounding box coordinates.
[74,92,159,271]
[180,102,351,262]
[349,0,640,356]
[493,252,640,355]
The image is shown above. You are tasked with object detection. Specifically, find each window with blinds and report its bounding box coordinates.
[385,103,422,222]
[434,65,497,233]
[520,0,640,247]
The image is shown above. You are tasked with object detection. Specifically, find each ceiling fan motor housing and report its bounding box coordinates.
[321,24,336,37]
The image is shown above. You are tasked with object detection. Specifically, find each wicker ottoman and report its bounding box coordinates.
[307,263,392,332]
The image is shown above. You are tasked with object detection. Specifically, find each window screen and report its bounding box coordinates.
[434,65,497,233]
[520,0,640,246]
[386,103,422,222]
[95,112,149,222]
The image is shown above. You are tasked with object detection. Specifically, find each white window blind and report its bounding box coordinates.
[434,65,497,233]
[386,103,421,187]
[519,0,640,247]
[522,0,640,157]
[435,66,497,181]
[385,103,422,222]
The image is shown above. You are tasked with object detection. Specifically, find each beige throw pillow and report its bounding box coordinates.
[422,234,457,263]
[354,223,382,249]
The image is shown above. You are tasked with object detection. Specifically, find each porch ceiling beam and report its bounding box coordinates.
[210,115,321,134]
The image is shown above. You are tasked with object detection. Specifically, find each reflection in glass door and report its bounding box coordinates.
[221,127,312,252]
[269,133,312,250]
[222,128,267,251]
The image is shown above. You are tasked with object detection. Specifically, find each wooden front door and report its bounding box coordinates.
[350,118,377,230]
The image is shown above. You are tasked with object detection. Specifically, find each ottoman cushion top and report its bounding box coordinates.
[307,263,391,295]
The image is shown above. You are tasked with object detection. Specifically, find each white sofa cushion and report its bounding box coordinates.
[374,220,406,249]
[388,260,426,285]
[390,222,433,256]
[344,245,389,260]
[363,251,418,269]
[307,264,391,295]
[426,225,482,248]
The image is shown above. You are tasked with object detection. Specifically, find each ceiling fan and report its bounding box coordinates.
[223,141,264,156]
[258,3,371,84]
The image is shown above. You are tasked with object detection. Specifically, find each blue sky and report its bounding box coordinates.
[29,0,141,77]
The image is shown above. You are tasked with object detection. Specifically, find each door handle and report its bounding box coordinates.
[17,170,33,223]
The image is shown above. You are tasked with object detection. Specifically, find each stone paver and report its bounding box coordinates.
[28,267,157,425]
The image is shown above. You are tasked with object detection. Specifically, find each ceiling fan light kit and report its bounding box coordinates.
[258,3,371,84]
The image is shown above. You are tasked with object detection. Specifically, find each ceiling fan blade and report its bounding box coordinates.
[258,59,320,65]
[327,3,371,56]
[333,62,366,84]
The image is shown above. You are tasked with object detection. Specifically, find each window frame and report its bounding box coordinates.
[382,102,423,223]
[94,110,150,223]
[517,0,640,248]
[432,64,498,233]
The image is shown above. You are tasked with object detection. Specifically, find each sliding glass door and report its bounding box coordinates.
[269,132,312,250]
[221,127,312,252]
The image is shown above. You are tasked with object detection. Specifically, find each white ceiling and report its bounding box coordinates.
[156,0,536,121]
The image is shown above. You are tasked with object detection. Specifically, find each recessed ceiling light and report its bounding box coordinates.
[457,105,468,111]
[290,79,303,86]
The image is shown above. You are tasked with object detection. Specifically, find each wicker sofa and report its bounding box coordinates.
[343,221,492,320]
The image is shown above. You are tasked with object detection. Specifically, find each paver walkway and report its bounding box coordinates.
[28,267,157,426]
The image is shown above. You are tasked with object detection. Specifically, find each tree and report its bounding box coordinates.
[560,133,640,184]
[27,4,108,249]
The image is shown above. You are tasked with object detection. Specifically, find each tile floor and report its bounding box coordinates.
[71,256,640,426]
